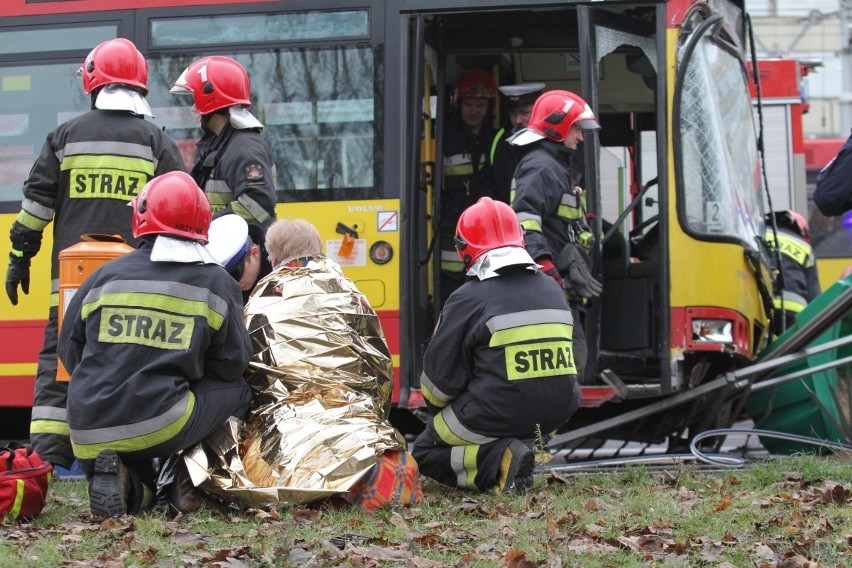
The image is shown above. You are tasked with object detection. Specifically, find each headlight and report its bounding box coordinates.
[691,319,733,343]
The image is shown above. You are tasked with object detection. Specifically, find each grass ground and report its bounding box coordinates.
[1,454,850,567]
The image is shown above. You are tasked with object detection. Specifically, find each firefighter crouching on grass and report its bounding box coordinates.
[411,197,581,494]
[58,171,252,518]
[5,38,185,471]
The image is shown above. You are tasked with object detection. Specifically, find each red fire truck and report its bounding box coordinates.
[749,58,852,289]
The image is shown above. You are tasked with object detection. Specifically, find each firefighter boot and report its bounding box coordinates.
[169,459,204,514]
[89,449,130,518]
[495,439,534,495]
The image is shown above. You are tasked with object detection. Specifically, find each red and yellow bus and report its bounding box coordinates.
[0,0,774,446]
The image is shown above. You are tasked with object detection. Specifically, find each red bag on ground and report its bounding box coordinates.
[0,443,53,523]
[346,450,423,511]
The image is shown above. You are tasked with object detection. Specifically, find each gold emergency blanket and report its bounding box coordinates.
[189,257,402,506]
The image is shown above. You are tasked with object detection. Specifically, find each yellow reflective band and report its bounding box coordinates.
[490,322,573,347]
[61,154,155,177]
[557,203,582,220]
[15,210,50,232]
[774,298,806,313]
[519,219,542,233]
[441,259,465,272]
[205,194,232,209]
[489,128,505,165]
[230,201,254,222]
[421,383,449,409]
[98,306,194,350]
[11,479,24,519]
[505,340,576,379]
[72,392,195,460]
[29,420,70,436]
[445,163,475,176]
[463,445,479,489]
[433,412,468,446]
[81,292,225,330]
[50,292,59,308]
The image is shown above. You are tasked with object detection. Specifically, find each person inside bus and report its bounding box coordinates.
[765,210,821,335]
[4,38,185,471]
[205,214,272,304]
[485,82,544,204]
[813,133,852,216]
[412,197,581,494]
[439,67,499,306]
[170,56,277,231]
[507,90,602,383]
[58,171,252,518]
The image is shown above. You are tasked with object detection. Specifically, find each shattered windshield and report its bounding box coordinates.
[677,26,764,246]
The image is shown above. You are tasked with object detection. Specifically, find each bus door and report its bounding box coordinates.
[577,4,670,394]
[399,14,439,414]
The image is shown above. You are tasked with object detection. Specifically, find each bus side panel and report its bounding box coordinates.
[0,212,54,409]
[273,199,402,400]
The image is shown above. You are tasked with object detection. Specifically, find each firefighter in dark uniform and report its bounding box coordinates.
[508,90,603,383]
[58,171,252,518]
[486,83,544,204]
[4,38,185,470]
[412,197,581,494]
[765,210,821,334]
[814,132,852,216]
[440,68,498,306]
[171,56,277,230]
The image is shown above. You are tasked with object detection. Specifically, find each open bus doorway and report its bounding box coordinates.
[408,4,663,380]
[400,0,772,452]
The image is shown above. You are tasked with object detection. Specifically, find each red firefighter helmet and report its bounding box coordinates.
[451,68,497,107]
[768,210,810,242]
[455,197,524,268]
[80,38,148,96]
[521,90,599,143]
[170,56,252,115]
[132,172,212,243]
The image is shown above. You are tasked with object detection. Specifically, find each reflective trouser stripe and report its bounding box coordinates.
[433,405,497,446]
[450,445,480,489]
[29,420,70,436]
[30,405,70,435]
[71,392,195,459]
[774,291,807,314]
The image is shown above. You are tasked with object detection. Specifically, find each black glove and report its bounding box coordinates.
[6,255,30,305]
[556,243,602,299]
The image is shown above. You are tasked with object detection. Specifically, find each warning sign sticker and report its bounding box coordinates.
[377,210,398,232]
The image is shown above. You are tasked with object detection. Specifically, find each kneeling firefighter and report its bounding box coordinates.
[412,197,581,494]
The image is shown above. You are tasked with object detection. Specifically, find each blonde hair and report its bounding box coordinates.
[265,218,323,266]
